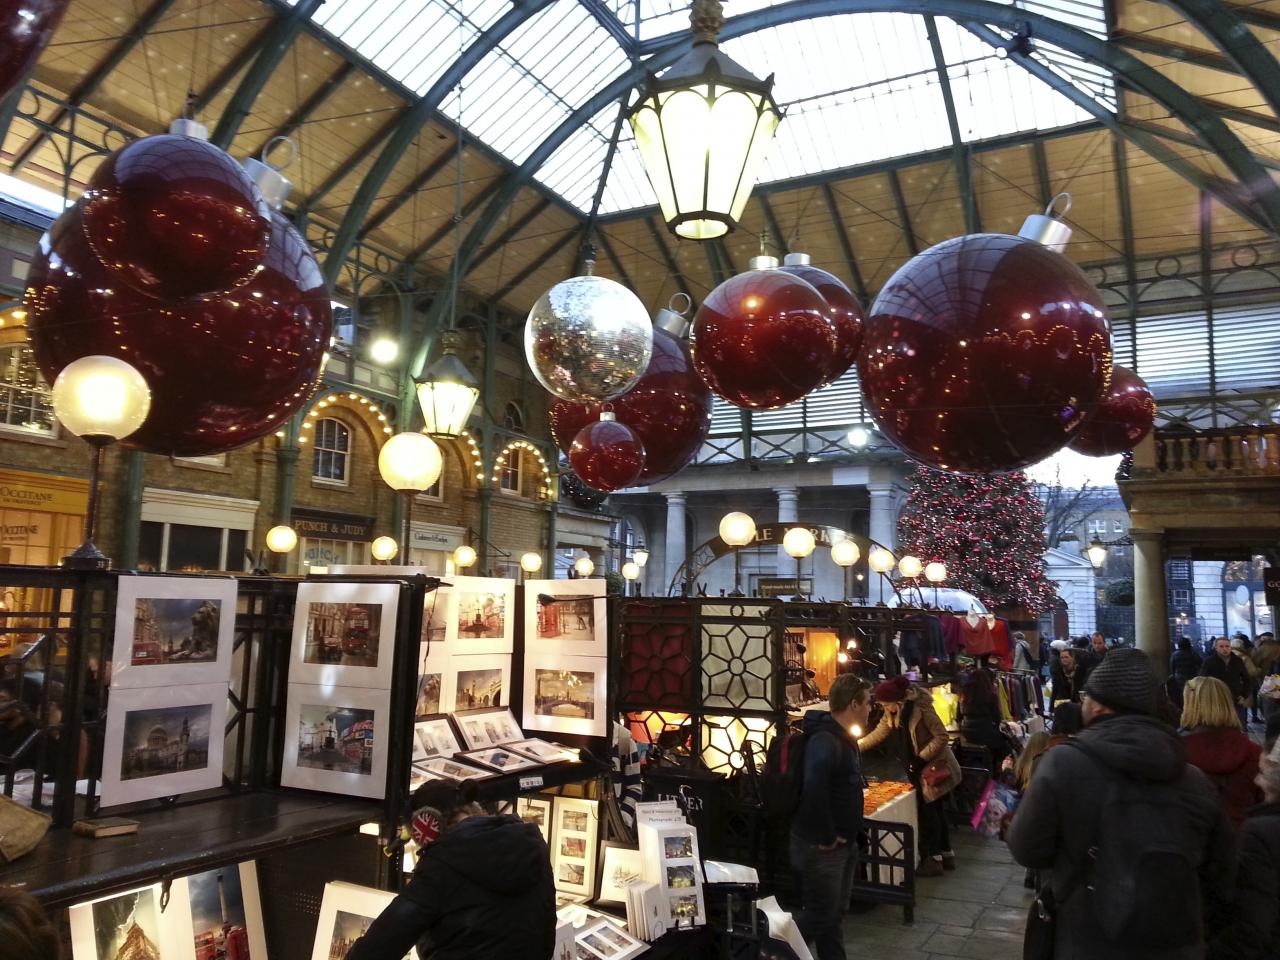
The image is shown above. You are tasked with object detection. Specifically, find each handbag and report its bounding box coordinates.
[920,758,953,788]
[1024,885,1057,960]
[0,794,50,863]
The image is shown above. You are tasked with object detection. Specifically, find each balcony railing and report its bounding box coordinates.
[1133,427,1280,477]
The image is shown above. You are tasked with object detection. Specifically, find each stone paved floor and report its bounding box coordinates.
[842,826,1033,959]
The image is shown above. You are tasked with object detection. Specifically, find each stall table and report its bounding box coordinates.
[864,780,917,884]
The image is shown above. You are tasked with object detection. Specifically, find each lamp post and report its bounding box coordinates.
[51,356,151,569]
[371,536,398,562]
[574,556,595,578]
[378,432,443,559]
[924,560,947,607]
[627,0,782,240]
[453,544,477,572]
[1086,539,1108,569]
[718,512,756,596]
[898,554,923,606]
[782,527,815,598]
[519,551,543,584]
[831,538,860,601]
[633,544,649,569]
[867,546,896,604]
[416,330,480,438]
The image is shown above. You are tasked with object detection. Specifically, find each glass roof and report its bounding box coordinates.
[290,0,1114,216]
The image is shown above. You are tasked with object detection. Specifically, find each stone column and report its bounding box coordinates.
[1133,529,1170,678]
[775,486,799,579]
[867,482,899,552]
[664,493,687,595]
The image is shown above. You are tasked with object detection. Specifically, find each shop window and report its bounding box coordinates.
[137,521,250,572]
[301,538,367,568]
[175,453,229,468]
[0,343,56,436]
[1171,588,1191,607]
[500,451,522,494]
[312,418,350,485]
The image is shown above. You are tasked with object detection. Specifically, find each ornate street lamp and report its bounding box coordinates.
[371,536,398,562]
[453,544,478,570]
[378,432,443,553]
[782,526,815,598]
[831,538,860,601]
[1086,539,1108,569]
[719,511,756,596]
[416,330,479,439]
[628,0,782,241]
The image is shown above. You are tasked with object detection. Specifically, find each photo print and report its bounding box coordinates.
[664,835,694,860]
[666,865,697,889]
[309,882,414,960]
[411,717,460,762]
[524,579,607,658]
[423,585,450,645]
[418,757,495,781]
[517,796,552,843]
[69,884,185,960]
[563,810,588,833]
[290,581,399,690]
[110,576,237,689]
[166,861,269,960]
[596,845,643,906]
[458,747,540,773]
[559,862,586,886]
[444,577,515,653]
[100,683,228,806]
[456,667,502,708]
[455,590,506,641]
[552,797,599,899]
[415,673,442,717]
[282,684,389,799]
[507,738,577,765]
[670,893,701,921]
[523,652,607,738]
[562,836,587,858]
[328,910,373,958]
[441,653,511,713]
[455,707,521,750]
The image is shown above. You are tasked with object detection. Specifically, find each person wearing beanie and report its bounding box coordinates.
[1008,648,1234,960]
[1201,636,1251,727]
[859,675,961,877]
[345,780,555,960]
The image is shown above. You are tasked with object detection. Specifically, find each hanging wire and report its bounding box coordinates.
[448,0,466,332]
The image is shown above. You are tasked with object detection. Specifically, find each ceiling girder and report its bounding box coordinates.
[1111,30,1233,74]
[924,14,980,234]
[887,168,920,255]
[463,197,552,277]
[645,216,693,301]
[360,135,467,240]
[819,183,870,303]
[403,178,505,263]
[595,229,636,288]
[492,226,583,301]
[251,61,356,159]
[1158,0,1280,122]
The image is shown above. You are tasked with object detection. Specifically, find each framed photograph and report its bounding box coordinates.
[290,581,400,690]
[525,579,607,658]
[281,683,389,799]
[516,795,553,843]
[418,756,497,782]
[110,576,237,689]
[442,653,512,712]
[166,861,268,960]
[454,706,522,750]
[100,682,228,807]
[457,746,542,774]
[423,584,450,646]
[577,920,648,960]
[596,843,643,907]
[553,797,599,900]
[309,881,413,960]
[523,652,608,738]
[445,576,515,654]
[507,738,578,765]
[415,637,451,718]
[412,715,462,761]
[69,883,184,960]
[410,763,442,791]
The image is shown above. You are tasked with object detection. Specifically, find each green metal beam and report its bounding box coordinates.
[1122,117,1280,173]
[191,23,272,116]
[360,136,466,240]
[1223,1,1280,33]
[402,178,504,263]
[298,112,404,215]
[251,61,356,159]
[758,194,788,254]
[1032,140,1053,209]
[212,0,322,149]
[1161,0,1280,122]
[492,227,582,303]
[887,168,919,255]
[1111,30,1234,74]
[704,242,727,285]
[925,14,980,234]
[596,229,637,289]
[645,216,693,300]
[820,183,869,303]
[1200,98,1280,135]
[12,0,180,173]
[462,197,552,276]
[715,239,739,276]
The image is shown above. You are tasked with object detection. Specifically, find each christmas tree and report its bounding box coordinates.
[896,466,1057,613]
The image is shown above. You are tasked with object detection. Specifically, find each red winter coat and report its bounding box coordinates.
[1181,726,1262,829]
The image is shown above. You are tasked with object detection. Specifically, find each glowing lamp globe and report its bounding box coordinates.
[691,259,837,409]
[265,525,298,554]
[82,130,272,300]
[859,232,1111,473]
[782,527,816,559]
[1068,365,1157,457]
[0,0,69,101]
[1086,540,1107,569]
[568,412,647,492]
[831,539,860,567]
[369,337,399,366]
[622,561,640,581]
[371,536,398,561]
[780,253,863,385]
[575,556,595,577]
[417,330,479,438]
[718,511,756,547]
[50,355,151,440]
[868,546,896,574]
[453,545,478,569]
[378,432,443,493]
[634,547,649,568]
[520,552,543,574]
[925,561,947,584]
[898,555,924,579]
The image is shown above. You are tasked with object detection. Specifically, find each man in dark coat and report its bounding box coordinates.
[1202,635,1251,726]
[346,781,555,960]
[1007,648,1234,960]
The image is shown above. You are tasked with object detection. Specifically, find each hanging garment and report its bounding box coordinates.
[958,615,995,657]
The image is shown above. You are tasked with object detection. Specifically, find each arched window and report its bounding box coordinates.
[500,450,522,494]
[0,343,56,436]
[312,418,351,484]
[503,402,525,433]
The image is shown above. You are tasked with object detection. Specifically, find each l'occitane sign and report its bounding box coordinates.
[0,468,88,515]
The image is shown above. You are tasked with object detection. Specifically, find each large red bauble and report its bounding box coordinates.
[859,233,1111,474]
[25,203,331,457]
[569,417,646,492]
[1068,365,1156,457]
[0,0,68,100]
[549,327,712,485]
[778,261,863,385]
[691,269,836,409]
[82,134,272,300]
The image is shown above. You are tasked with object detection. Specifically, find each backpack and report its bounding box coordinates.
[1068,741,1203,949]
[761,730,809,818]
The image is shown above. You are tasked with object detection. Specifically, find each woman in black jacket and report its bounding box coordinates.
[346,781,555,960]
[1169,638,1203,708]
[1050,648,1091,704]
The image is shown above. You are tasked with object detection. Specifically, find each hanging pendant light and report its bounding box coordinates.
[628,0,782,241]
[417,329,479,438]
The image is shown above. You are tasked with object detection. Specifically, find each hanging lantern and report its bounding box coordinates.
[691,255,836,409]
[548,306,712,485]
[81,119,272,300]
[25,147,331,457]
[525,257,653,404]
[779,252,863,385]
[628,0,782,240]
[417,329,479,438]
[858,194,1111,474]
[1068,365,1157,457]
[0,0,69,101]
[569,412,647,493]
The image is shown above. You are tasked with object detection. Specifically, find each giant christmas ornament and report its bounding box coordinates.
[779,252,863,385]
[0,0,69,100]
[82,126,272,300]
[691,256,836,409]
[569,412,647,492]
[25,202,331,456]
[525,268,653,403]
[859,214,1111,474]
[1068,365,1156,457]
[549,319,712,485]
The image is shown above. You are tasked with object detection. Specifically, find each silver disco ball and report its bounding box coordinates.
[524,274,653,403]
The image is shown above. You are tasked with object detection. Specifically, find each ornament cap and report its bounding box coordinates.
[783,252,812,266]
[168,117,209,140]
[749,254,779,270]
[1018,192,1073,252]
[654,292,692,337]
[599,410,617,422]
[241,157,292,211]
